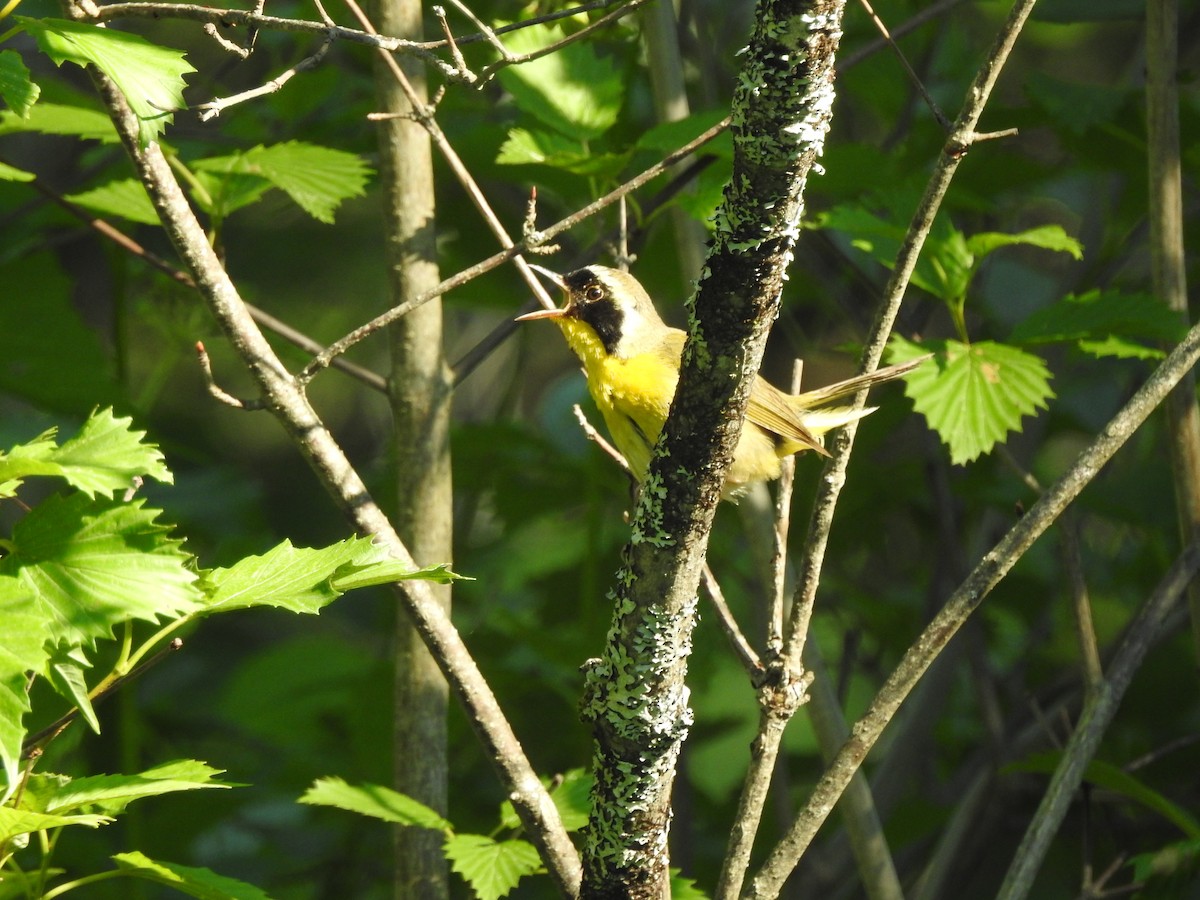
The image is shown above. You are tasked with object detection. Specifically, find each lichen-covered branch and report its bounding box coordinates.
[577,1,846,895]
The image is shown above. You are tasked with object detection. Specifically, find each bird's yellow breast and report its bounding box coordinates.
[555,317,786,493]
[557,318,677,482]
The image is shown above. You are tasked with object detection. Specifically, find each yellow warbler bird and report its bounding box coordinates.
[517,264,922,499]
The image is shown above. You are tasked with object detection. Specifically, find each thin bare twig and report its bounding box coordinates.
[195,341,265,409]
[196,38,332,121]
[703,564,765,677]
[300,115,730,382]
[733,0,1043,895]
[856,0,950,129]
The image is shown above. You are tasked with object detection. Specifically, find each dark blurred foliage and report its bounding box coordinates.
[2,0,1199,896]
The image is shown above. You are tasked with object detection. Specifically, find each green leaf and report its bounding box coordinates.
[329,558,469,591]
[112,851,273,900]
[0,805,112,840]
[966,224,1084,261]
[670,869,711,900]
[0,159,35,182]
[18,18,193,147]
[496,127,627,177]
[1007,752,1200,839]
[1008,289,1185,359]
[192,141,371,224]
[65,177,159,226]
[42,760,232,816]
[0,100,119,142]
[199,536,421,615]
[45,644,99,734]
[190,168,272,221]
[0,50,40,118]
[0,577,51,802]
[0,494,202,647]
[1129,837,1200,887]
[498,768,591,833]
[444,834,542,900]
[0,409,172,499]
[888,336,1054,465]
[298,777,453,831]
[497,23,624,141]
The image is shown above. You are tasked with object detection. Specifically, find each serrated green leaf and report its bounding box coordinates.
[0,409,172,499]
[43,760,232,816]
[0,100,119,142]
[193,141,371,223]
[497,23,624,141]
[444,834,542,900]
[1006,752,1200,838]
[65,178,159,226]
[0,51,40,118]
[0,494,201,646]
[200,536,397,614]
[496,126,629,177]
[45,644,99,734]
[329,558,469,591]
[299,777,453,831]
[190,168,272,221]
[0,805,112,840]
[18,18,193,147]
[966,224,1084,261]
[112,851,273,900]
[1008,289,1185,360]
[0,577,51,802]
[888,336,1053,465]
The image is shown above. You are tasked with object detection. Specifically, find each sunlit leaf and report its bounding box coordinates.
[0,100,118,142]
[0,51,39,118]
[199,536,452,614]
[112,851,273,900]
[966,224,1083,261]
[192,141,371,223]
[0,805,111,840]
[65,178,159,226]
[45,644,99,733]
[0,577,50,803]
[497,23,624,141]
[18,18,193,147]
[43,760,233,816]
[299,777,452,831]
[444,834,541,900]
[0,409,172,499]
[0,494,201,646]
[889,336,1054,464]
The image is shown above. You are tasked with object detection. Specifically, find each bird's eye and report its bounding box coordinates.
[585,286,604,302]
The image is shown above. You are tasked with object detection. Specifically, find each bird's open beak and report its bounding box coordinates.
[515,307,568,321]
[516,264,570,321]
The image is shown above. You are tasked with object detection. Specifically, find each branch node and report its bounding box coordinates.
[195,341,266,410]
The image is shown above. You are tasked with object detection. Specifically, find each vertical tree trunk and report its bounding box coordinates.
[369,0,453,896]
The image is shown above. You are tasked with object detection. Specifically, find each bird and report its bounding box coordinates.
[516,264,924,499]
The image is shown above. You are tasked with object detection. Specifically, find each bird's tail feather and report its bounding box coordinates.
[794,355,930,407]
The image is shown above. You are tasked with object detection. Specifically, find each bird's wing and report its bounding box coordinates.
[746,377,828,456]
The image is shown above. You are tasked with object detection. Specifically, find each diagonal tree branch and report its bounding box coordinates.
[82,62,582,897]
